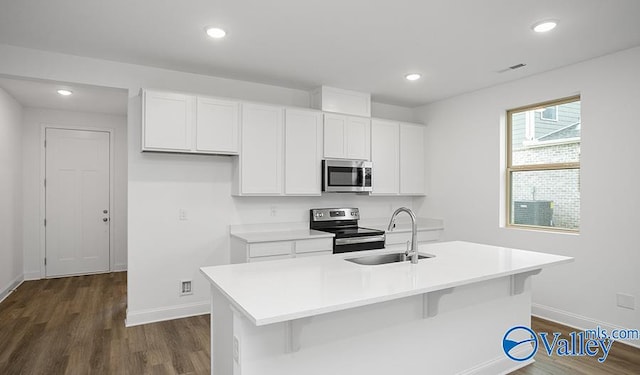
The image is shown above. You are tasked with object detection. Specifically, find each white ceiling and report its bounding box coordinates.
[0,76,128,115]
[1,0,639,107]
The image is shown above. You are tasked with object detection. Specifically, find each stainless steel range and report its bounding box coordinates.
[310,208,385,254]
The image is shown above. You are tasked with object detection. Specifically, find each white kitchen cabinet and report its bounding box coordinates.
[399,123,426,195]
[142,90,193,151]
[234,103,284,195]
[385,229,442,246]
[230,236,333,263]
[370,119,399,195]
[195,97,239,153]
[370,120,426,196]
[284,108,323,195]
[323,113,370,160]
[142,89,239,154]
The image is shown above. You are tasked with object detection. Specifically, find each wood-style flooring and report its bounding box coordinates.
[1,272,639,374]
[513,317,640,375]
[0,273,209,374]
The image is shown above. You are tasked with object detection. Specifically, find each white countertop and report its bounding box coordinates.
[230,229,334,243]
[201,241,573,326]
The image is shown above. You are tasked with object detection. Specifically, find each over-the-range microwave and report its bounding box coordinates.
[322,159,373,193]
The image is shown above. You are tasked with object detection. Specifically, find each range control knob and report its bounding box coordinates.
[315,212,324,217]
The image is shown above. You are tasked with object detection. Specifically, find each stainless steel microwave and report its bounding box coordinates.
[322,160,373,193]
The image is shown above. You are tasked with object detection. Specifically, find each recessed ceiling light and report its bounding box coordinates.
[206,27,227,39]
[57,89,73,96]
[405,73,422,81]
[532,20,557,33]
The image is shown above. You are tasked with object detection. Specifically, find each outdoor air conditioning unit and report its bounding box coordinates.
[514,200,553,226]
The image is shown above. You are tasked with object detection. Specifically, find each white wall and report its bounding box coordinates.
[0,44,419,325]
[416,46,640,335]
[0,88,23,301]
[21,107,128,278]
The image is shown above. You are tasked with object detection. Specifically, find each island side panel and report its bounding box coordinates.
[211,286,234,375]
[226,275,536,375]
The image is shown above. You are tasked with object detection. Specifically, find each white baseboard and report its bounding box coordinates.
[112,263,127,272]
[532,303,640,349]
[0,274,24,304]
[457,347,534,375]
[125,301,210,327]
[24,271,42,280]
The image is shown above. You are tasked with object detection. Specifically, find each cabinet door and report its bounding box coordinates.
[143,90,193,151]
[345,116,371,160]
[195,97,239,154]
[240,104,284,195]
[399,123,426,195]
[285,109,323,195]
[371,119,399,194]
[323,113,346,158]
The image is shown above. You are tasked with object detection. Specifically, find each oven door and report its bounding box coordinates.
[333,235,385,253]
[323,160,372,193]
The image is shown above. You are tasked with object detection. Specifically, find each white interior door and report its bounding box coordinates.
[45,128,110,277]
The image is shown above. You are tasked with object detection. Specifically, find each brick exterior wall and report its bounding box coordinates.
[512,142,580,230]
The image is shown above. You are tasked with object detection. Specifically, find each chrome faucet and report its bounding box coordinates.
[387,207,419,264]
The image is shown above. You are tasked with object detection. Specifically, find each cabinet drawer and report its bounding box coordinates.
[248,254,292,263]
[385,230,442,245]
[295,250,332,258]
[295,238,333,254]
[248,241,294,257]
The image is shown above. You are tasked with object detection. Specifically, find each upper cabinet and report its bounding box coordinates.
[399,123,426,195]
[371,119,399,195]
[284,108,323,195]
[195,97,239,154]
[142,90,193,151]
[233,105,323,196]
[323,113,370,160]
[234,103,284,195]
[370,120,426,196]
[141,89,239,154]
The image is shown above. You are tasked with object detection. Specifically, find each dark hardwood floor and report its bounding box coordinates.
[1,272,638,374]
[513,317,640,375]
[0,273,209,374]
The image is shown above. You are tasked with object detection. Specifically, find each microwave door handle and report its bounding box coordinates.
[360,166,366,187]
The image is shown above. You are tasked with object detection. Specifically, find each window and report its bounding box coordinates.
[506,96,581,231]
[540,106,558,121]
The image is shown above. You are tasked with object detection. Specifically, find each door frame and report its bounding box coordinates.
[39,124,116,278]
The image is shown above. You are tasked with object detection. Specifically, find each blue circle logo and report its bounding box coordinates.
[502,326,538,361]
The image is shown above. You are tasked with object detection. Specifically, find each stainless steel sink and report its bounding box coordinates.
[345,252,435,265]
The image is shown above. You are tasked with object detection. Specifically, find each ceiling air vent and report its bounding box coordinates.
[497,63,527,73]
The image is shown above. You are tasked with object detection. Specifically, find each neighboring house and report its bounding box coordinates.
[511,102,581,230]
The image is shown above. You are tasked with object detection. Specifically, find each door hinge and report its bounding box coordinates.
[44,218,47,226]
[44,257,47,266]
[44,140,47,148]
[44,178,46,187]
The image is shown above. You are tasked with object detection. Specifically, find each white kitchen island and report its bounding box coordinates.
[200,241,572,375]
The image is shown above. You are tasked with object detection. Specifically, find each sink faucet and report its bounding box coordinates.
[387,207,419,264]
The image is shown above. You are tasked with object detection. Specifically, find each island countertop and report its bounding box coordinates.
[200,241,573,326]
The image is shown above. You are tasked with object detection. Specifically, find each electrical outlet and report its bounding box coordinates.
[233,336,240,362]
[179,208,188,221]
[617,293,635,310]
[180,280,193,296]
[270,206,277,217]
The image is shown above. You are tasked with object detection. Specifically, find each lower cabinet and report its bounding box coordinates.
[231,237,333,263]
[385,230,442,247]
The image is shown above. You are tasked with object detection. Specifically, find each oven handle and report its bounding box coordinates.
[335,235,385,245]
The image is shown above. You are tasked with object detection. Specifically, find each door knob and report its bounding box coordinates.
[103,218,109,222]
[103,209,108,214]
